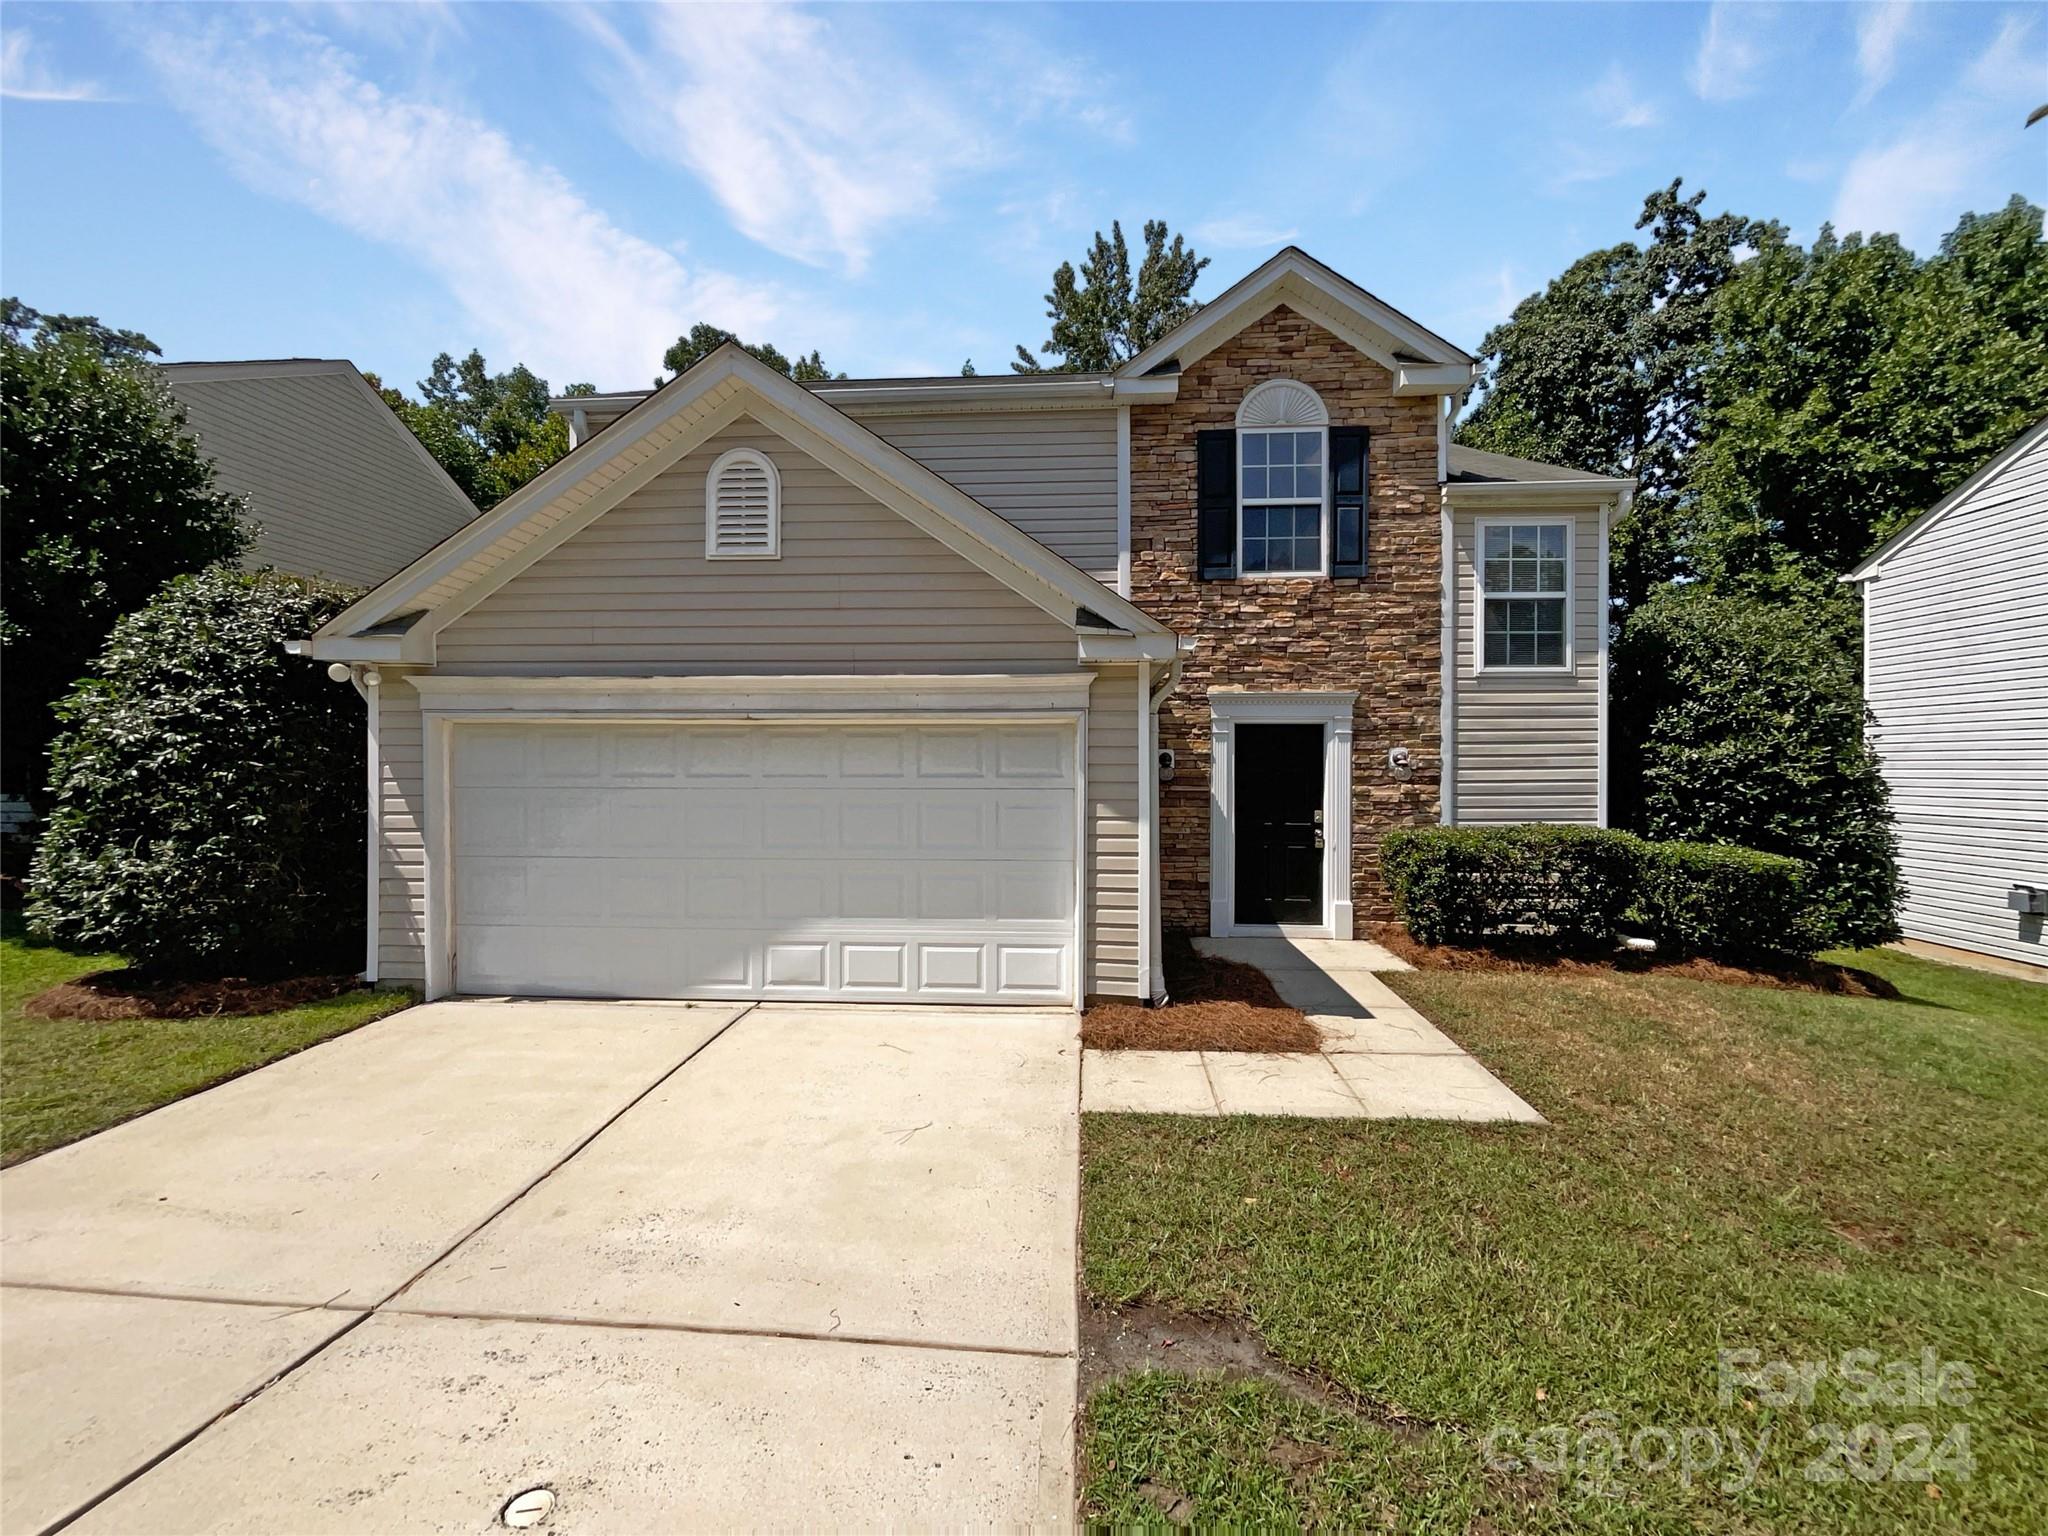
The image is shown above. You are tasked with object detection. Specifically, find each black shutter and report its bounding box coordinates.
[1196,429,1237,579]
[1330,427,1368,579]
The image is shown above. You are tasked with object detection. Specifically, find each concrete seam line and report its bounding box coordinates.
[0,1279,372,1313]
[34,1003,757,1536]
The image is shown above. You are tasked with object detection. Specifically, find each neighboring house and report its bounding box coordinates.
[1845,417,2048,973]
[162,359,479,589]
[300,249,1632,1006]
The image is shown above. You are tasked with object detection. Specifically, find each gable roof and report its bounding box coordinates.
[162,358,479,588]
[1117,247,1478,385]
[308,343,1173,663]
[1844,415,2048,582]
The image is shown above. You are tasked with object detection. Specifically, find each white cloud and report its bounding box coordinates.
[2,28,110,101]
[1587,63,1659,129]
[1853,2,1916,104]
[1191,216,1300,250]
[571,4,993,276]
[133,16,786,385]
[1691,2,1777,101]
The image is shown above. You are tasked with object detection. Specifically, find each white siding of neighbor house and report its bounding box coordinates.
[435,419,1078,672]
[1862,430,2048,968]
[854,409,1121,586]
[1088,666,1143,998]
[1450,504,1605,825]
[163,362,478,590]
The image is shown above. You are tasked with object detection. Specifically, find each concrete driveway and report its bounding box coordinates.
[0,999,1080,1534]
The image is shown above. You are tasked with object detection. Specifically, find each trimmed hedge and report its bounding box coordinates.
[1636,841,1819,960]
[1380,825,1824,960]
[1380,825,1644,947]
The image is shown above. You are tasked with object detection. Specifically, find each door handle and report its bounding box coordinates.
[1314,832,1325,850]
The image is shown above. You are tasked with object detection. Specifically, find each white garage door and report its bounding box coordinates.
[449,720,1077,1003]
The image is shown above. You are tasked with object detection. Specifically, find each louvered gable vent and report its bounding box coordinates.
[705,447,781,559]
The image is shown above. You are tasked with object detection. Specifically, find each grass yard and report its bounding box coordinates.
[1,915,414,1165]
[1081,948,2048,1532]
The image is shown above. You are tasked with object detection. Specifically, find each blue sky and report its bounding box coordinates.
[3,3,2042,393]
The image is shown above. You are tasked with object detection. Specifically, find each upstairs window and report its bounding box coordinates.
[1235,380,1329,578]
[1478,521,1571,669]
[705,447,781,559]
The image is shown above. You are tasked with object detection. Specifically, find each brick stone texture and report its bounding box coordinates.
[1128,304,1441,931]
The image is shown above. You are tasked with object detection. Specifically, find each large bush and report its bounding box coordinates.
[1611,586,1901,950]
[27,569,363,975]
[1380,825,1644,946]
[1635,842,1820,961]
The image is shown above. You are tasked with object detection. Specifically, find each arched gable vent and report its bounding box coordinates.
[1235,379,1330,429]
[705,447,781,559]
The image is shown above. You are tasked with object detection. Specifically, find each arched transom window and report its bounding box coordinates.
[1234,380,1330,576]
[705,447,781,560]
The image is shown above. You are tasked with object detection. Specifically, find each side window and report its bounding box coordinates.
[1478,522,1571,669]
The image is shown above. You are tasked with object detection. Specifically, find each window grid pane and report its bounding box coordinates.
[1482,594,1567,668]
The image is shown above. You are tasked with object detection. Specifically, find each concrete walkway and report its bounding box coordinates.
[1081,937,1543,1123]
[1,1000,1079,1534]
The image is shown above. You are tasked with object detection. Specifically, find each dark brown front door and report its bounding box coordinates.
[1233,723,1324,926]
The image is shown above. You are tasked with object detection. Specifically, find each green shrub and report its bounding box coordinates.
[1635,841,1820,960]
[1380,825,1645,946]
[1611,585,1901,949]
[26,569,363,975]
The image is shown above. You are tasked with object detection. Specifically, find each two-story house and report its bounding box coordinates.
[299,250,1632,1005]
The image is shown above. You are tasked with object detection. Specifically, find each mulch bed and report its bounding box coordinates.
[1083,933,1321,1052]
[21,969,363,1021]
[1367,924,1899,999]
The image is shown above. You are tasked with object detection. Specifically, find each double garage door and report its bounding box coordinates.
[450,720,1077,1004]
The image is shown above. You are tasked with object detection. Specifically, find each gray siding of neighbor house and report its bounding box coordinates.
[1862,429,2048,968]
[163,362,478,589]
[1450,504,1605,825]
[853,409,1121,586]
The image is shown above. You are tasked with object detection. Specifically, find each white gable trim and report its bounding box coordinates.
[311,345,1171,661]
[1843,415,2048,582]
[1118,248,1477,382]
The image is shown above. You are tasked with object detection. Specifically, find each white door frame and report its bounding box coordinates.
[415,678,1092,1007]
[1208,690,1357,940]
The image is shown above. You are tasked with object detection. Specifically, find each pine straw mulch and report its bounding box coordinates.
[1366,925,1899,999]
[21,969,363,1021]
[1083,933,1321,1052]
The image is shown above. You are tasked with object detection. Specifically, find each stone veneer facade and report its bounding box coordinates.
[1128,305,1442,932]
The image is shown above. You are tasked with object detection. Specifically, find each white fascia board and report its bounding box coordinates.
[1843,414,2048,581]
[1394,363,1480,397]
[1110,376,1180,402]
[290,633,416,664]
[1444,479,1635,508]
[1077,633,1181,663]
[406,671,1096,715]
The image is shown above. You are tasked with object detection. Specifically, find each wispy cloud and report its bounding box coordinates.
[2,27,111,102]
[1691,2,1777,102]
[132,15,786,384]
[1588,63,1659,129]
[1853,2,1916,105]
[1832,11,2042,251]
[1191,216,1300,250]
[571,4,993,277]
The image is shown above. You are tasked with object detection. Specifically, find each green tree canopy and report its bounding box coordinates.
[1013,219,1209,373]
[659,323,843,385]
[1,320,248,794]
[370,349,592,509]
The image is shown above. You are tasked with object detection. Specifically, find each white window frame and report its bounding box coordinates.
[1206,690,1357,940]
[705,446,782,560]
[1473,515,1575,674]
[1234,379,1330,581]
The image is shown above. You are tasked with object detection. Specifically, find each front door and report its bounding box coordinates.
[1233,723,1325,926]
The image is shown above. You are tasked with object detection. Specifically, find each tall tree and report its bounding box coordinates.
[1013,219,1209,373]
[659,324,842,385]
[1458,180,1764,609]
[0,298,161,363]
[371,350,593,509]
[1,320,248,795]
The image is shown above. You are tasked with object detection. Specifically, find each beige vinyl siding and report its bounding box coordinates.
[163,363,478,588]
[1864,431,2047,968]
[375,678,428,984]
[1451,505,1604,825]
[856,410,1120,584]
[436,419,1077,673]
[1088,667,1143,997]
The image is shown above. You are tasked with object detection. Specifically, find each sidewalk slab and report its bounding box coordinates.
[1202,1052,1365,1118]
[70,1313,1075,1536]
[1196,936,1412,973]
[1083,1050,1217,1113]
[1330,1052,1546,1123]
[1312,1008,1465,1055]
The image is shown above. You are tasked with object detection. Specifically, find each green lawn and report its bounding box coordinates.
[1,915,414,1165]
[1081,948,2048,1532]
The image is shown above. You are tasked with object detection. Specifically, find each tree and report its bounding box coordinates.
[370,349,593,509]
[1013,219,1209,373]
[1610,585,1900,950]
[659,323,843,384]
[1,323,249,796]
[1458,181,1764,609]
